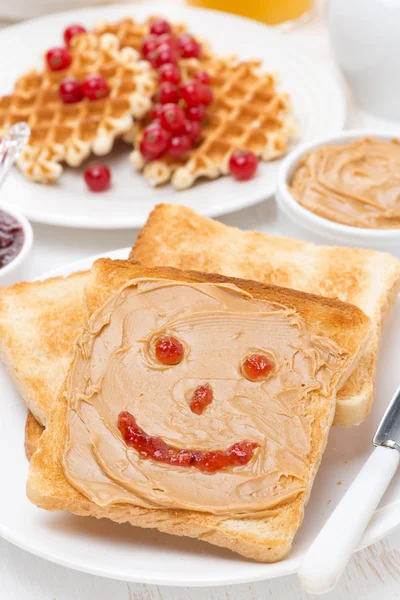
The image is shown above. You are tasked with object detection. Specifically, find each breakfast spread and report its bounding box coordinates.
[0,15,296,189]
[290,137,400,229]
[0,210,24,269]
[63,276,348,517]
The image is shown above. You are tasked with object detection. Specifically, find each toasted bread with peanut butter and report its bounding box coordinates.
[130,204,400,427]
[27,259,371,562]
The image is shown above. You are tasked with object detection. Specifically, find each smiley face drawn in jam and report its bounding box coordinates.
[63,279,346,518]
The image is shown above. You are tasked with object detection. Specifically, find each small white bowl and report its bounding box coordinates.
[276,130,400,249]
[0,206,33,287]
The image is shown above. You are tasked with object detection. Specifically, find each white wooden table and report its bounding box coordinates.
[2,4,400,599]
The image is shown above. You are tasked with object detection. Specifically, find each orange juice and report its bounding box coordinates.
[188,0,313,25]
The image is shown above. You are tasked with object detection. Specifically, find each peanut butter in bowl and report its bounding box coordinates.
[289,137,400,229]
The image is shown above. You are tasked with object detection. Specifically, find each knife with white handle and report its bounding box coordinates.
[298,383,400,595]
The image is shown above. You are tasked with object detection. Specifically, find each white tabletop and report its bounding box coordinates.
[2,3,400,599]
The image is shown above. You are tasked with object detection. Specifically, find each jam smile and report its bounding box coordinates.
[118,410,258,473]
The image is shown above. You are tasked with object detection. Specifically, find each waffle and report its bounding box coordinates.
[0,33,157,183]
[130,57,298,189]
[93,16,187,53]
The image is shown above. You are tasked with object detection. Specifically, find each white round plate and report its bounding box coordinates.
[1,248,400,586]
[0,2,346,229]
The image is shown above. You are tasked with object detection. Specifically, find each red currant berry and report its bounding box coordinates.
[150,103,164,121]
[180,81,203,107]
[158,81,180,104]
[156,33,178,50]
[159,63,181,85]
[81,74,109,101]
[141,123,169,158]
[229,150,258,181]
[141,35,159,58]
[194,70,211,85]
[45,47,72,71]
[177,35,202,59]
[59,78,82,104]
[199,85,213,106]
[150,44,179,68]
[183,119,200,142]
[150,18,172,36]
[167,134,192,158]
[185,104,206,122]
[84,164,111,192]
[160,103,186,133]
[63,24,87,46]
[155,336,184,365]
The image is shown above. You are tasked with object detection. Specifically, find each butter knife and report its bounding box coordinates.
[299,383,400,595]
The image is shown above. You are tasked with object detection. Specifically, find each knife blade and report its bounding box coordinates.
[373,383,400,451]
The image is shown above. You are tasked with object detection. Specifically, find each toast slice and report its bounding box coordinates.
[131,204,400,427]
[27,259,371,562]
[0,271,90,426]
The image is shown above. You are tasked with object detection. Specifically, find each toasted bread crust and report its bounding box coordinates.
[131,204,400,426]
[0,271,90,426]
[27,260,371,562]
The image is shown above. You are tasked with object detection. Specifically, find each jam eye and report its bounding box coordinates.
[155,336,184,365]
[242,353,274,381]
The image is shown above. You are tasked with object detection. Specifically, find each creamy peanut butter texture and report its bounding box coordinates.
[63,279,347,518]
[290,137,400,229]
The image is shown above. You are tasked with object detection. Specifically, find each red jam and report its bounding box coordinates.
[242,354,274,381]
[155,336,184,365]
[0,211,24,269]
[189,384,213,415]
[118,411,258,473]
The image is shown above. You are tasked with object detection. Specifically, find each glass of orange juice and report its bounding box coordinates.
[187,0,313,26]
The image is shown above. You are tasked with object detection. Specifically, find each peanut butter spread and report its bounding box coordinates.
[63,279,348,518]
[290,137,400,229]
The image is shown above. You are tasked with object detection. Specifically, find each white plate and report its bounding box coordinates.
[0,2,346,229]
[1,248,400,586]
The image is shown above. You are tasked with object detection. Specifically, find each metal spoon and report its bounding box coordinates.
[0,122,31,191]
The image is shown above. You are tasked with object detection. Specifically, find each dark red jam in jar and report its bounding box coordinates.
[0,211,24,269]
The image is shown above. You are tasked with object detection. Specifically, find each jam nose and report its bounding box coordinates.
[189,384,213,415]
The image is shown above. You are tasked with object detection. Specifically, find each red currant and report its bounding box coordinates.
[199,85,213,106]
[141,35,159,58]
[63,24,87,46]
[150,44,179,68]
[183,119,200,142]
[177,34,202,59]
[229,150,258,181]
[81,74,109,101]
[150,103,163,121]
[156,33,178,50]
[159,63,181,85]
[155,336,184,365]
[167,134,192,158]
[158,81,180,104]
[242,354,274,381]
[150,18,172,36]
[140,123,169,159]
[84,164,111,192]
[180,81,203,107]
[59,78,82,104]
[45,47,72,71]
[160,103,186,133]
[185,104,206,122]
[194,70,211,85]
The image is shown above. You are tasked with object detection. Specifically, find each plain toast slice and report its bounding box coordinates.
[131,204,400,426]
[27,259,371,562]
[0,271,90,426]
